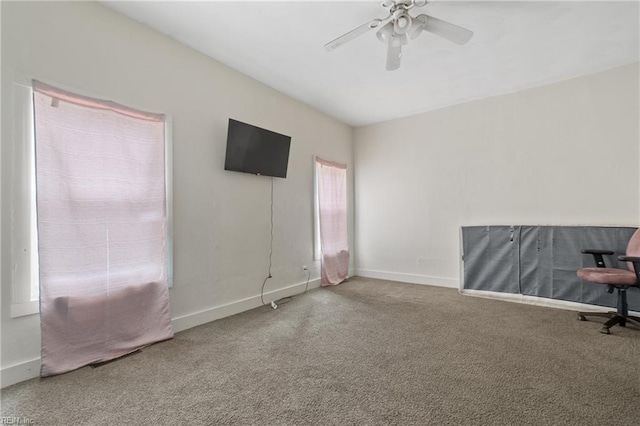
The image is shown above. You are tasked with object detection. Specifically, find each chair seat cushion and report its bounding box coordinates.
[577,268,637,286]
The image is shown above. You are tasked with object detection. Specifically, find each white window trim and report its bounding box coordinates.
[9,78,174,318]
[313,157,321,261]
[165,116,174,288]
[10,81,39,318]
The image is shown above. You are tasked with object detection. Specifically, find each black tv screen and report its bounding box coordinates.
[224,119,291,178]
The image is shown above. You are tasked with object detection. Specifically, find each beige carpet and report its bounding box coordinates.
[2,277,639,425]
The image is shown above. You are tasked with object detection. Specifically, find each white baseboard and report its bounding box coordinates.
[355,269,459,289]
[355,271,640,316]
[460,289,640,316]
[171,278,321,333]
[1,277,321,389]
[0,358,40,389]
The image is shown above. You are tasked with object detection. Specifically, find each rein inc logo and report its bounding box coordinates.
[1,418,35,425]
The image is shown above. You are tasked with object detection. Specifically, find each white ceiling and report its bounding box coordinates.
[101,1,639,127]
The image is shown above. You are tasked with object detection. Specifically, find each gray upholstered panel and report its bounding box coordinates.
[462,226,520,293]
[462,226,640,311]
[519,226,553,299]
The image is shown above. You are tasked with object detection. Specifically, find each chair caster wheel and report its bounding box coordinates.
[577,314,587,321]
[599,327,611,335]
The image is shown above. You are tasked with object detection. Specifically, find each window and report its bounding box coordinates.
[315,157,349,285]
[9,80,173,317]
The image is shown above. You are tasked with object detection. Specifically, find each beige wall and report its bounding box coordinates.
[354,63,640,287]
[1,1,354,385]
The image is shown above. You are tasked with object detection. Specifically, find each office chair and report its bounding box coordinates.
[576,228,640,334]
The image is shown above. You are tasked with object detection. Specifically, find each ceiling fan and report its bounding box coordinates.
[324,0,473,71]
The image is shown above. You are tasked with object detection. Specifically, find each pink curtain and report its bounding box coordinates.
[316,157,349,286]
[33,81,173,376]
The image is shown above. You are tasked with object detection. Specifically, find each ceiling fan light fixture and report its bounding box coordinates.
[376,21,394,43]
[393,13,412,34]
[408,14,428,39]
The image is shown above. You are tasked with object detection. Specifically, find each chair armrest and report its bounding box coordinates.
[581,249,614,255]
[581,249,614,268]
[618,255,640,263]
[618,256,640,284]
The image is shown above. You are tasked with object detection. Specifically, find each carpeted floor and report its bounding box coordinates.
[2,277,639,425]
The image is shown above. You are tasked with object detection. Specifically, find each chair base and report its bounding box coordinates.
[577,311,640,334]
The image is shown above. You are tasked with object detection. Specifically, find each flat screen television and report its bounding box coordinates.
[224,119,292,178]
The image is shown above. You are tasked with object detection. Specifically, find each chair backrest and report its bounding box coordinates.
[626,228,640,271]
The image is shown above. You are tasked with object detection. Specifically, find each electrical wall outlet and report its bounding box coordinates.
[301,265,308,274]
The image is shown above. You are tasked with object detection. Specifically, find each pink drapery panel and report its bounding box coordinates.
[316,157,349,286]
[33,81,173,376]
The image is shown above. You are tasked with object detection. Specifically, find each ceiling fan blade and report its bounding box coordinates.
[386,35,402,71]
[422,15,473,45]
[325,15,391,51]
